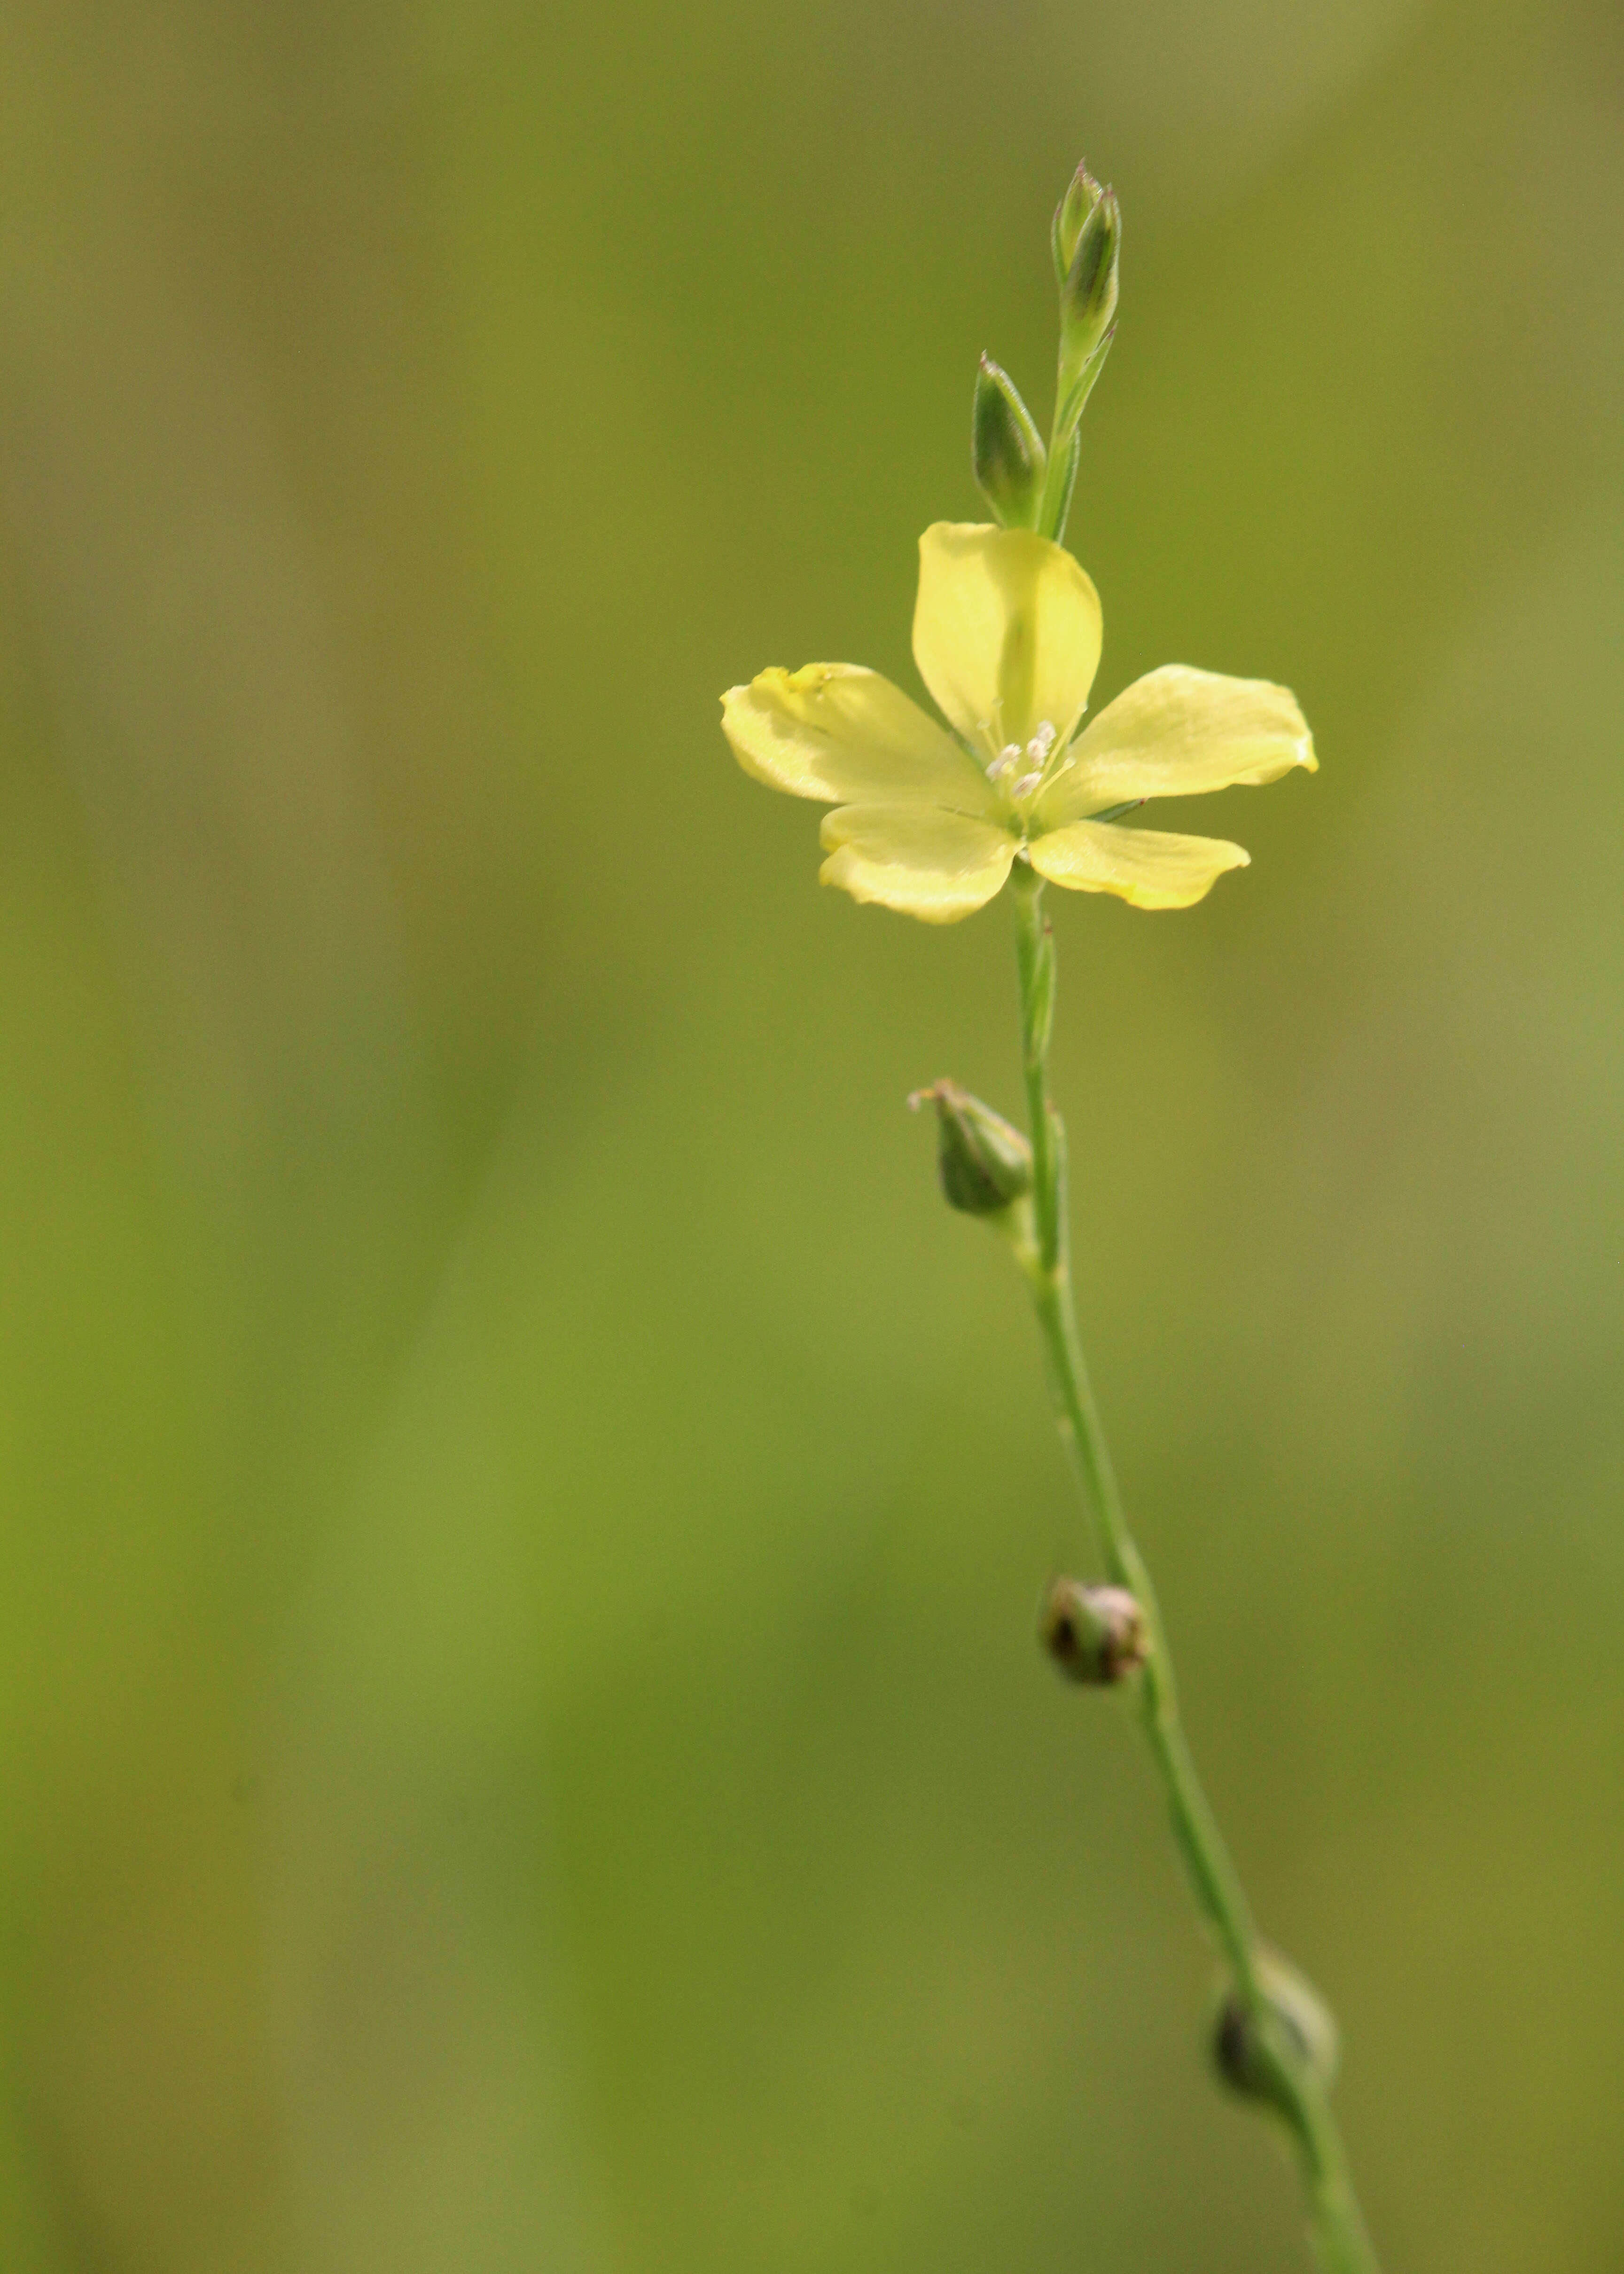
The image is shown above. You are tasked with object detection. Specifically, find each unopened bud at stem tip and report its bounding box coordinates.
[1060,186,1121,373]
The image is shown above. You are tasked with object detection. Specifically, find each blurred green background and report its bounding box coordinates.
[0,0,1620,2267]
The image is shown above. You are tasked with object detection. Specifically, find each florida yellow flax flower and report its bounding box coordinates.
[722,523,1316,923]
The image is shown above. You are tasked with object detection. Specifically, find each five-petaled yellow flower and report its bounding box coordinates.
[722,523,1315,923]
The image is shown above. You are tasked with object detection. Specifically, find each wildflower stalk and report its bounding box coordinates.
[1008,859,1381,2274]
[722,150,1373,2270]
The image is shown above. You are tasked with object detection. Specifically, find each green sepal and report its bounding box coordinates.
[972,355,1047,528]
[1051,159,1105,287]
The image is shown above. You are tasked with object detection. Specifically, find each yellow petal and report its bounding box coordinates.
[1028,820,1249,910]
[913,523,1102,754]
[722,664,992,811]
[819,803,1017,924]
[1037,665,1315,826]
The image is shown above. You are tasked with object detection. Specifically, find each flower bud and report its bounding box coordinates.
[972,355,1046,529]
[1039,1578,1148,1686]
[1051,160,1104,287]
[1059,184,1120,383]
[1213,1948,1341,2117]
[908,1080,1032,1217]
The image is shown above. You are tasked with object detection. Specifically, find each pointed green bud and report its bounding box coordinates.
[1213,1948,1341,2119]
[908,1080,1032,1217]
[1059,184,1120,379]
[1051,160,1105,286]
[1038,178,1121,542]
[1039,1578,1148,1686]
[972,355,1047,528]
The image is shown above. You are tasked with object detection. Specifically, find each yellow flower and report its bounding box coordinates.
[721,523,1316,923]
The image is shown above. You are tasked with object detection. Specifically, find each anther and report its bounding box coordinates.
[1012,770,1043,798]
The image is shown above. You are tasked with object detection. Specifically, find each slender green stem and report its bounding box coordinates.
[1009,862,1380,2274]
[1035,425,1079,544]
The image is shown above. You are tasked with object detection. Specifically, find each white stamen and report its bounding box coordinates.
[1012,770,1043,798]
[1029,719,1057,757]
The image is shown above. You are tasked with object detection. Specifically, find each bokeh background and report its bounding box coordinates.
[0,0,1620,2267]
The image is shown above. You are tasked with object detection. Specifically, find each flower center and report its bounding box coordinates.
[975,713,1073,813]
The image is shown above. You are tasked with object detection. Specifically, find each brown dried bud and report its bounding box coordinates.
[1039,1578,1148,1686]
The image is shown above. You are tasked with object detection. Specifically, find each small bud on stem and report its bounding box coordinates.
[909,1080,1033,1217]
[1213,1948,1341,2118]
[1039,1577,1148,1685]
[972,355,1047,528]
